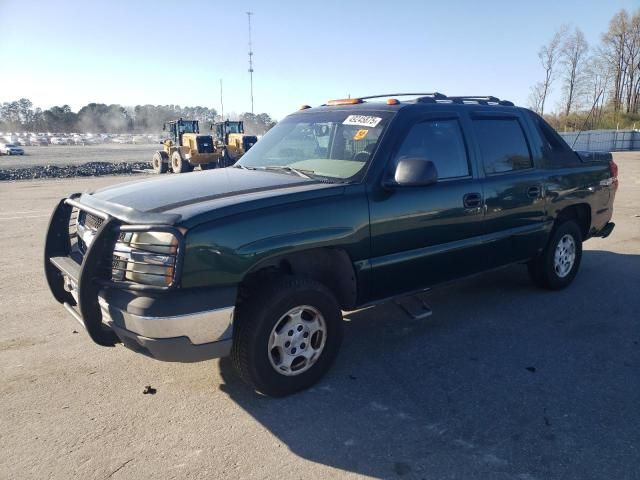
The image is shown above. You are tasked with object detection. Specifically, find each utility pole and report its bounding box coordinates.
[246,11,255,115]
[219,78,224,121]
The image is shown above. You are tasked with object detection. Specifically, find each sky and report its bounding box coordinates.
[0,0,637,120]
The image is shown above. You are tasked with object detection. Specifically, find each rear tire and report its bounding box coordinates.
[231,275,343,397]
[171,150,192,173]
[528,220,582,290]
[152,151,168,174]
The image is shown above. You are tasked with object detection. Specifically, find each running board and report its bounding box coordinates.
[394,292,433,320]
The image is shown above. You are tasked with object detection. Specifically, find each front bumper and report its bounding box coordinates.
[44,195,237,362]
[99,296,234,362]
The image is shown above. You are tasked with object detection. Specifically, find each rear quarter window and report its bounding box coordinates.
[526,110,580,168]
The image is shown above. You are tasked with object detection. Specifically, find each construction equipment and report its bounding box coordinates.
[152,118,257,174]
[210,120,258,166]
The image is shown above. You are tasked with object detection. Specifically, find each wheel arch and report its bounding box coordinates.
[554,203,591,239]
[238,248,358,311]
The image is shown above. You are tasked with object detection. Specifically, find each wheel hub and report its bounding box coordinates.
[553,234,576,278]
[268,305,326,376]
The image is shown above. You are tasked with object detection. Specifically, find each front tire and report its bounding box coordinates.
[231,275,343,397]
[152,151,168,173]
[528,220,583,290]
[220,149,235,167]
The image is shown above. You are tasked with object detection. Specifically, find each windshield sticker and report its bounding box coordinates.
[343,115,382,128]
[353,129,369,141]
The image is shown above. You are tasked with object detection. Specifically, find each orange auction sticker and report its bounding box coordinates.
[353,129,369,141]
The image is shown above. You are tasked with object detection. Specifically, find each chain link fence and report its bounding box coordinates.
[558,130,640,152]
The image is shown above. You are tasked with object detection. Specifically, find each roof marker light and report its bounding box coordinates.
[327,98,363,106]
[386,98,400,105]
[299,105,312,110]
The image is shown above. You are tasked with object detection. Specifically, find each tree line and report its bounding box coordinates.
[0,100,277,135]
[529,8,640,130]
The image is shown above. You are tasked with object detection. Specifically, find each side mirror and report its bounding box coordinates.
[385,157,438,188]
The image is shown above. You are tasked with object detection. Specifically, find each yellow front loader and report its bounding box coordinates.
[152,118,258,174]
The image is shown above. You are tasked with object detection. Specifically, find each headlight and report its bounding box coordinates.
[112,231,179,287]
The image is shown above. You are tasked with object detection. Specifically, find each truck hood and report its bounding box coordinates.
[77,168,341,227]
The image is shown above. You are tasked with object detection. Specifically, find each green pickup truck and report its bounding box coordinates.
[45,93,617,396]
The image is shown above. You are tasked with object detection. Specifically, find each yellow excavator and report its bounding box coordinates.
[152,118,257,174]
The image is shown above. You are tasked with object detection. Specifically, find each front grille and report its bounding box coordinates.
[196,135,214,154]
[68,204,180,288]
[83,213,104,231]
[243,135,258,152]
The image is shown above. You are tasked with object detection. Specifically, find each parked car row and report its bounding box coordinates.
[0,132,163,147]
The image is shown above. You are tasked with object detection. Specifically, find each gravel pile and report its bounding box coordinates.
[0,162,153,181]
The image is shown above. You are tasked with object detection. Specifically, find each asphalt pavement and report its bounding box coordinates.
[1,153,638,480]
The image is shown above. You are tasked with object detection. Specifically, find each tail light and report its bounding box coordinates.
[609,160,619,193]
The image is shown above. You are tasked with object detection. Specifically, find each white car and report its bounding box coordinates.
[0,143,25,155]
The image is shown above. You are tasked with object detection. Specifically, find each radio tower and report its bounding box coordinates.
[246,11,255,114]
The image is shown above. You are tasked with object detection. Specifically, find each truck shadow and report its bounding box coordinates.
[217,250,640,479]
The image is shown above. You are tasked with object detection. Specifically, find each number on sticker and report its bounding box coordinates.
[343,115,382,128]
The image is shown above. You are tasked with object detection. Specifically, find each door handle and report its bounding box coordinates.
[527,186,541,198]
[463,192,482,208]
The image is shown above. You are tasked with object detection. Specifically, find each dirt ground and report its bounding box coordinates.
[0,153,639,480]
[0,144,156,168]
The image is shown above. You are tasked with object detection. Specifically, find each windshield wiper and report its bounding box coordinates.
[261,165,314,179]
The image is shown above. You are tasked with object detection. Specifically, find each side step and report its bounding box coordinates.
[394,291,433,320]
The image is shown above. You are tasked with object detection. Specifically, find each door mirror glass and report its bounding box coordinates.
[387,157,438,187]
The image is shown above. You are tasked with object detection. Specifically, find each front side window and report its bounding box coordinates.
[237,110,393,181]
[473,118,532,174]
[393,119,470,179]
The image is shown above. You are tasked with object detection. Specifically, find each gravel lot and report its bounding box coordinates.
[1,153,639,480]
[0,144,156,168]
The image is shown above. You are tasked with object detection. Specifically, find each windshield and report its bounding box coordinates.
[227,122,241,134]
[178,122,197,134]
[237,110,393,181]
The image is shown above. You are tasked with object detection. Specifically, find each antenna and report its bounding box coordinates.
[219,78,224,121]
[246,11,255,115]
[571,89,603,149]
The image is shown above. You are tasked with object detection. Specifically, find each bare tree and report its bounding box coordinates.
[537,26,568,115]
[585,51,611,127]
[528,82,546,113]
[560,28,589,115]
[602,10,630,112]
[624,10,640,113]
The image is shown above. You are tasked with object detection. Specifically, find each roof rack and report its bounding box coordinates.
[447,96,514,106]
[358,93,446,101]
[324,93,515,107]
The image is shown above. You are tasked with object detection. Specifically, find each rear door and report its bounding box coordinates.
[367,112,488,299]
[470,112,548,264]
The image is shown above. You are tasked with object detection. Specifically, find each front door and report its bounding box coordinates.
[367,114,487,300]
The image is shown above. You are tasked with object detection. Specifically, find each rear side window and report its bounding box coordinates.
[526,110,579,168]
[472,118,532,174]
[394,119,469,179]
